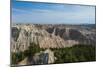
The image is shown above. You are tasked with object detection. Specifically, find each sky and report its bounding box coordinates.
[12,0,96,24]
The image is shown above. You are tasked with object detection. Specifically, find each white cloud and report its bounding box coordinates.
[12,5,95,24]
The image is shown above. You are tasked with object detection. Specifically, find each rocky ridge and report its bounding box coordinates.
[11,24,96,53]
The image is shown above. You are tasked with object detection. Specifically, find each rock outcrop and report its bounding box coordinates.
[18,49,56,65]
[11,24,96,53]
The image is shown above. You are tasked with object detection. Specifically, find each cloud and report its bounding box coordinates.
[12,4,95,24]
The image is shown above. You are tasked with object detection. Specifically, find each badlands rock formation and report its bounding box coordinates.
[18,49,56,65]
[11,24,96,53]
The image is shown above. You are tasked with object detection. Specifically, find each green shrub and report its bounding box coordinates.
[54,45,96,63]
[11,44,96,64]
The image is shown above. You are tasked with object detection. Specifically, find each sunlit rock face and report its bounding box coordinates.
[11,24,96,53]
[18,49,56,65]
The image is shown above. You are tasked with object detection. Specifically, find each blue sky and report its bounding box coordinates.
[12,0,95,24]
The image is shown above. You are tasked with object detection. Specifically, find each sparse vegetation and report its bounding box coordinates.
[11,51,25,64]
[53,45,96,63]
[11,44,96,64]
[11,42,45,64]
[24,42,41,57]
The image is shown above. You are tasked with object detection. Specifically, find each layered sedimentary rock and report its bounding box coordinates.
[18,49,56,65]
[11,24,96,53]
